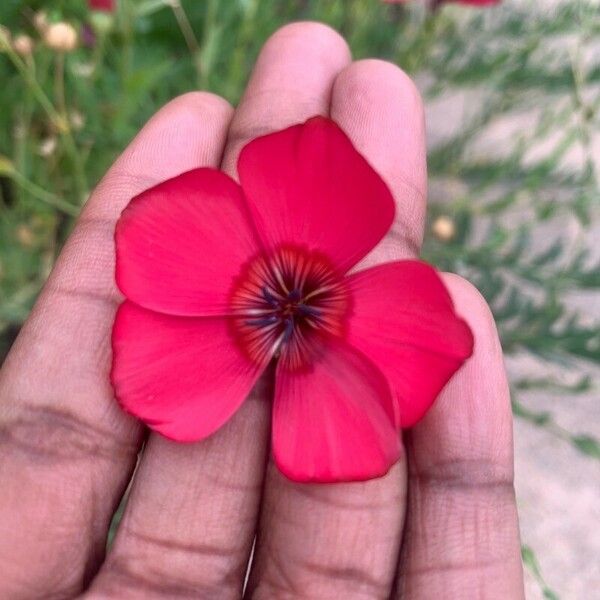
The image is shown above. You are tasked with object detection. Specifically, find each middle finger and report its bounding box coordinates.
[247,59,427,599]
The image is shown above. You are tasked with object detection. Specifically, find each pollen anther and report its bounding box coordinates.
[230,245,350,370]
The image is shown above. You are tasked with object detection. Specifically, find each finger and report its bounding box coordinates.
[394,275,524,599]
[0,92,233,598]
[336,60,427,266]
[88,23,351,599]
[247,60,426,599]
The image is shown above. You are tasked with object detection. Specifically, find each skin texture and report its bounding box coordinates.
[0,22,525,600]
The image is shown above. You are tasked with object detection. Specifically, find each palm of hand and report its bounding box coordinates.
[0,23,524,600]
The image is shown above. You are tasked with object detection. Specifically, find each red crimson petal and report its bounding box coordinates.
[346,261,473,428]
[272,336,401,483]
[238,116,395,274]
[111,301,267,441]
[89,0,115,11]
[115,168,260,316]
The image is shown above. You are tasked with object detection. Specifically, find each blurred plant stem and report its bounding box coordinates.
[54,53,66,115]
[522,545,560,600]
[512,395,599,461]
[169,0,202,85]
[0,282,42,331]
[224,0,259,98]
[6,168,79,216]
[0,37,88,204]
[89,29,107,82]
[198,0,219,90]
[0,37,63,130]
[118,0,135,95]
[569,44,597,179]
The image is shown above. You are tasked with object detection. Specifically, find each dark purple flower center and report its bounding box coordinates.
[229,245,349,370]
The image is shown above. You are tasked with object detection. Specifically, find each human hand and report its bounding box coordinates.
[0,23,525,599]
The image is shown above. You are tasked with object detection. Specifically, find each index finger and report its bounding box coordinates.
[0,92,233,597]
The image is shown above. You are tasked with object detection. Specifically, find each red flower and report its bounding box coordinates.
[89,0,115,12]
[111,117,473,483]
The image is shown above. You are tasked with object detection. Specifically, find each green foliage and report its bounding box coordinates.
[570,434,600,460]
[522,545,561,600]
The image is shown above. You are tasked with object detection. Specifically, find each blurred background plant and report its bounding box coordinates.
[0,0,598,598]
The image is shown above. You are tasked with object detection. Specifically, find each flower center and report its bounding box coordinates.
[230,245,350,370]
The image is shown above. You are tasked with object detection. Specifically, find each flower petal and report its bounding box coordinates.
[272,336,401,483]
[111,301,267,441]
[346,261,474,428]
[238,116,395,274]
[115,168,260,316]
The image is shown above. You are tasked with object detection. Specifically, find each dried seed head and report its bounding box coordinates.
[13,34,34,56]
[44,22,78,52]
[16,224,35,248]
[432,215,456,242]
[70,110,85,130]
[38,137,58,157]
[33,11,49,33]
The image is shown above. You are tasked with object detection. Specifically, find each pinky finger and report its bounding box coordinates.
[394,274,525,600]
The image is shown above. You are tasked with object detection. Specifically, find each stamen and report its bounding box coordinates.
[230,245,350,370]
[287,289,302,302]
[272,264,290,295]
[296,303,321,317]
[243,308,277,316]
[282,317,294,342]
[245,315,279,327]
[262,286,281,306]
[302,285,333,302]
